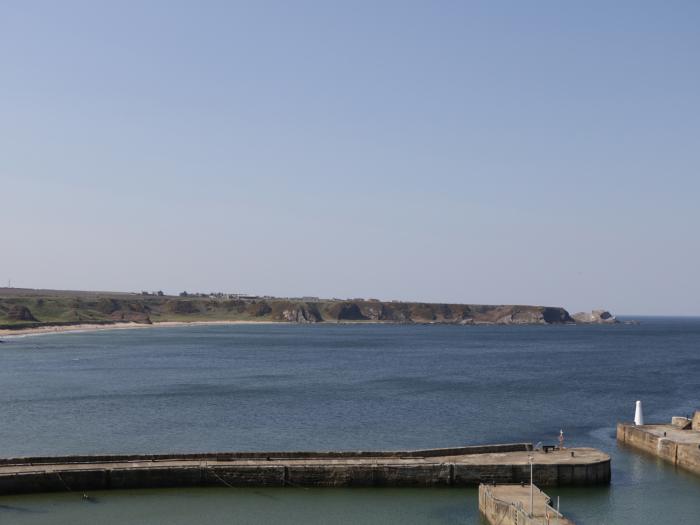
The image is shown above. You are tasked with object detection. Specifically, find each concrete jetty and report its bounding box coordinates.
[479,484,574,525]
[617,411,700,476]
[0,444,610,495]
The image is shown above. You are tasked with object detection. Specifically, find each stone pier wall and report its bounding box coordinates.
[454,462,609,486]
[617,423,700,476]
[0,444,611,496]
[478,484,573,525]
[479,484,521,525]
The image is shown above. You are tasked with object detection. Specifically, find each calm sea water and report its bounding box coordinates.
[0,319,699,524]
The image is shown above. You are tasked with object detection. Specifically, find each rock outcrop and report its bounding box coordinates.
[571,310,618,324]
[264,301,320,322]
[278,304,321,323]
[327,302,369,321]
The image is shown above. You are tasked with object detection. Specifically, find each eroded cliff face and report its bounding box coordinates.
[308,301,575,325]
[572,310,618,324]
[276,303,322,323]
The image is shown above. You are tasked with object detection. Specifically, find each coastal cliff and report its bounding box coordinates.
[0,288,593,330]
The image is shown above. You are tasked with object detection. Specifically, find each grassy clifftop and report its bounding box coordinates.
[0,288,574,329]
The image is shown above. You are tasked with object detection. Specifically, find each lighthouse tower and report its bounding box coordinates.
[634,400,644,426]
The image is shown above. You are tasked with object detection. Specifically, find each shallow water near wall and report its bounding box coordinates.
[1,319,699,523]
[0,487,484,525]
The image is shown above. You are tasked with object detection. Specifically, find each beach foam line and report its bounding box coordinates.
[0,320,284,338]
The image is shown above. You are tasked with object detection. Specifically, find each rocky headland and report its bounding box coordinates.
[0,288,616,332]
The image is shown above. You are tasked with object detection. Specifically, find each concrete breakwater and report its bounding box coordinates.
[617,411,700,476]
[0,444,610,496]
[479,484,574,525]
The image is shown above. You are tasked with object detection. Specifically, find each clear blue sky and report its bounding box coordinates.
[1,1,698,315]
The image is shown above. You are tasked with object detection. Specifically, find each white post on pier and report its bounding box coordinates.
[529,455,534,516]
[634,400,644,426]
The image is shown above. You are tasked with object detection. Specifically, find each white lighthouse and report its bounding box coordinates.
[634,400,644,426]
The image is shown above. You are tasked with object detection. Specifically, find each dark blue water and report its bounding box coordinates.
[1,319,699,524]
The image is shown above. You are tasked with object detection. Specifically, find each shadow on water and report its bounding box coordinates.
[0,504,47,513]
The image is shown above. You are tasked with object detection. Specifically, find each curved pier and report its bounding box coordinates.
[0,444,610,495]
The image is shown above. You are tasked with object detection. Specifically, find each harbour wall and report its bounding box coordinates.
[0,444,611,496]
[0,462,610,495]
[616,423,700,475]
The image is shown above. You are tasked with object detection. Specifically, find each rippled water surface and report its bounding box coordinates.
[1,319,699,523]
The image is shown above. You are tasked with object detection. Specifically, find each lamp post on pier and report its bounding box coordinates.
[529,455,534,516]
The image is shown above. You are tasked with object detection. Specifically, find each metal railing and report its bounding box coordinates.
[480,484,566,525]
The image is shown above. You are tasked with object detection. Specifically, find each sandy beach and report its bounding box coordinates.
[0,320,283,338]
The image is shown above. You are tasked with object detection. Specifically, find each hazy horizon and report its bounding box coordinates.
[2,1,699,316]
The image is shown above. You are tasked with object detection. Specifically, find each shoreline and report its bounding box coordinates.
[0,320,284,338]
[0,318,629,339]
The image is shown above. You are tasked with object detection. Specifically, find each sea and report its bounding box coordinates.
[0,318,699,524]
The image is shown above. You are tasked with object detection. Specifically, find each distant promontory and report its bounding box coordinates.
[0,288,617,331]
